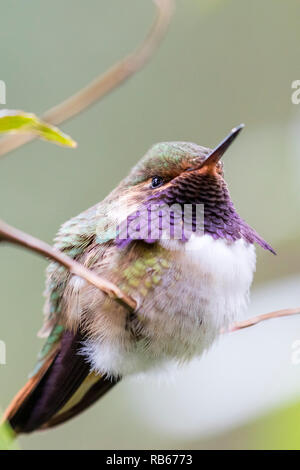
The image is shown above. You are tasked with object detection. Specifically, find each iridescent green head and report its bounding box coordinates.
[124,141,212,188]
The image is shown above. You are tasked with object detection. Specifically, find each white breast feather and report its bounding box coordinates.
[82,235,256,378]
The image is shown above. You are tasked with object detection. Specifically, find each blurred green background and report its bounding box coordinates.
[1,0,300,449]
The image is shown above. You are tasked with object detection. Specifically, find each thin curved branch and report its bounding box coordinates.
[0,0,174,157]
[6,2,297,336]
[228,307,300,332]
[0,219,137,311]
[1,217,299,331]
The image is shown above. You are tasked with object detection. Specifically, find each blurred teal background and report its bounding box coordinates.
[1,0,300,449]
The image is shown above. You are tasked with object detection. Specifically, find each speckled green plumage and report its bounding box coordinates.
[126,142,210,185]
[35,141,212,369]
[8,130,269,434]
[117,245,171,298]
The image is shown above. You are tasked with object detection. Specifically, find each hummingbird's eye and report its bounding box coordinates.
[151,176,164,188]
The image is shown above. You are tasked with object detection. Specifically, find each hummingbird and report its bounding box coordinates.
[3,124,274,434]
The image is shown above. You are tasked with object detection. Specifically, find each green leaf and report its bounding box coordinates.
[0,419,18,450]
[0,109,77,148]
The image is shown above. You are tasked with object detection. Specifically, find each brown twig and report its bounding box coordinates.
[1,218,300,331]
[227,307,300,332]
[0,219,137,311]
[0,0,297,336]
[0,0,174,157]
[0,1,172,315]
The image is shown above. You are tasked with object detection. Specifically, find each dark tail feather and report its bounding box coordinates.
[42,374,117,429]
[3,331,119,434]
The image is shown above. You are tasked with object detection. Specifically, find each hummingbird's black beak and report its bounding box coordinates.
[201,123,245,168]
